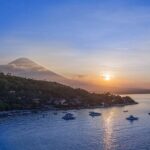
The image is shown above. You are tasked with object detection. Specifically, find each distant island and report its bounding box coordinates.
[0,73,137,111]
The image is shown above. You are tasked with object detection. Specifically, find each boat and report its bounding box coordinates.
[31,110,38,113]
[62,113,76,120]
[148,113,150,115]
[0,113,9,118]
[53,112,58,115]
[20,111,31,116]
[126,115,139,121]
[123,110,128,112]
[89,112,101,117]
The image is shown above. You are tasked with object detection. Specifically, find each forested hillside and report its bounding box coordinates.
[0,73,137,111]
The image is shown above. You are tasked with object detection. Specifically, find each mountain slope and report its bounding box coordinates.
[0,58,70,85]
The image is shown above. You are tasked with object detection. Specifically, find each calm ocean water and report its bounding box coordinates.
[0,94,150,150]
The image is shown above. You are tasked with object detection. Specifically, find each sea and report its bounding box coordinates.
[0,94,150,150]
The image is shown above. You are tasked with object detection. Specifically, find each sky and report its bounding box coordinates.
[0,0,150,89]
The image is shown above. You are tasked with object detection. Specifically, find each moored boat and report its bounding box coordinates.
[126,115,138,121]
[53,112,58,115]
[123,110,128,112]
[62,113,76,120]
[89,112,101,117]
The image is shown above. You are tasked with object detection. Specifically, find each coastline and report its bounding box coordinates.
[0,102,138,118]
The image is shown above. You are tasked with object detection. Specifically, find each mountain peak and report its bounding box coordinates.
[8,57,45,70]
[0,57,69,85]
[9,57,35,65]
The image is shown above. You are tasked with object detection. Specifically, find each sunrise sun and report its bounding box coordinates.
[103,73,111,81]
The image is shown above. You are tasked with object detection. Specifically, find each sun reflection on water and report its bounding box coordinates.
[103,111,115,150]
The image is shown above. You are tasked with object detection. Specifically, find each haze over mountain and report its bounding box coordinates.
[0,58,91,90]
[0,58,70,84]
[0,58,150,94]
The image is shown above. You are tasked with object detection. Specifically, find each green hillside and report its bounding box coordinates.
[0,73,137,111]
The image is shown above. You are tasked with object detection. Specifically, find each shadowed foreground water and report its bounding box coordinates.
[0,94,150,150]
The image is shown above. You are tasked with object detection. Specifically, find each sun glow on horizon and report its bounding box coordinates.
[102,73,112,81]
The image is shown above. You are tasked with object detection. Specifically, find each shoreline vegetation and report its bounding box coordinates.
[0,73,137,113]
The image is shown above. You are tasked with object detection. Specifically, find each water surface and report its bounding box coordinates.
[0,94,150,150]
